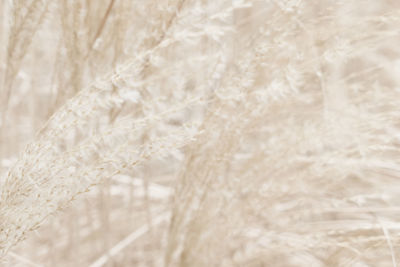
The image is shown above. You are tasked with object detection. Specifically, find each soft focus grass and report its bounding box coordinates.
[1,1,400,266]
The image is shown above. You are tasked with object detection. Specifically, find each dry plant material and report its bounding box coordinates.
[1,0,400,266]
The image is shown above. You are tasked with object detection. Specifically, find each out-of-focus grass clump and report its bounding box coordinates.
[1,0,400,266]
